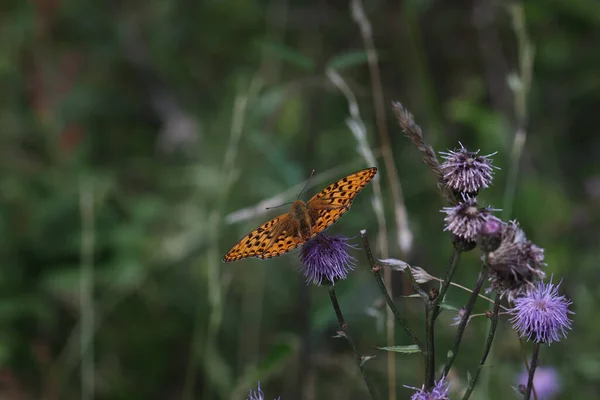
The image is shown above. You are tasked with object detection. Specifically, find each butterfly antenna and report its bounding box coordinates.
[297,169,316,199]
[265,202,292,210]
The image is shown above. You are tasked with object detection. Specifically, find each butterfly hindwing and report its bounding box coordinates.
[223,214,305,262]
[256,216,304,259]
[223,214,286,262]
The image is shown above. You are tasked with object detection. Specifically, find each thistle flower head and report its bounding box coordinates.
[440,143,497,195]
[509,280,573,344]
[441,196,497,242]
[487,221,546,300]
[405,377,450,400]
[517,366,560,399]
[300,234,356,285]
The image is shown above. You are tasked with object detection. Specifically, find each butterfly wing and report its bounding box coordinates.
[223,213,305,262]
[307,167,377,235]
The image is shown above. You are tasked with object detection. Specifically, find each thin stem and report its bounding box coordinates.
[518,337,539,400]
[524,343,541,400]
[423,248,462,390]
[424,303,436,390]
[442,261,489,378]
[428,278,508,311]
[328,285,380,400]
[461,292,502,400]
[361,230,425,351]
[424,250,461,390]
[433,249,462,320]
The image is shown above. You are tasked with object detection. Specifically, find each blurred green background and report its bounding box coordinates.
[1,0,599,399]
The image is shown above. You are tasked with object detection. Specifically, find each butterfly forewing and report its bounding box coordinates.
[307,167,377,235]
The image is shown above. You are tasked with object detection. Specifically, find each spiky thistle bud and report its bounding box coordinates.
[440,143,498,196]
[442,196,497,242]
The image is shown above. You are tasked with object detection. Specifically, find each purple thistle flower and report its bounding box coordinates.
[405,377,450,400]
[509,280,574,344]
[517,367,560,400]
[441,196,497,241]
[487,220,546,300]
[300,234,357,285]
[440,143,498,195]
[248,382,280,400]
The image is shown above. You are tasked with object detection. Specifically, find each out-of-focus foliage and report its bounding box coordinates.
[1,0,598,399]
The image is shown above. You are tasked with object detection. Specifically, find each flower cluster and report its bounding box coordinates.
[440,145,500,248]
[439,143,572,398]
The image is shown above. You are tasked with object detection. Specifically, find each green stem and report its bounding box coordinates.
[361,230,425,351]
[524,343,541,400]
[442,261,489,378]
[328,285,380,400]
[424,302,436,390]
[461,292,501,399]
[433,249,462,320]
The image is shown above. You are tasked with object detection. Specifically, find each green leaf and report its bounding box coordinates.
[377,345,422,354]
[326,50,370,70]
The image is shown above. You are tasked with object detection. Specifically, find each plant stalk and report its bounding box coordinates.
[461,292,501,399]
[524,343,541,400]
[328,285,380,400]
[361,230,424,351]
[442,261,489,378]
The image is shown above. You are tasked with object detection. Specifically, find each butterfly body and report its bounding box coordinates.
[287,200,312,240]
[223,167,377,262]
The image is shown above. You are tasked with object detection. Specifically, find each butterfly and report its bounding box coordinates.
[223,167,377,262]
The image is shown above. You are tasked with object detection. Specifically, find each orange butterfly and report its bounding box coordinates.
[223,167,377,262]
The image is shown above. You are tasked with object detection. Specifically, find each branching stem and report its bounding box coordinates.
[361,230,425,352]
[462,292,501,399]
[442,261,489,378]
